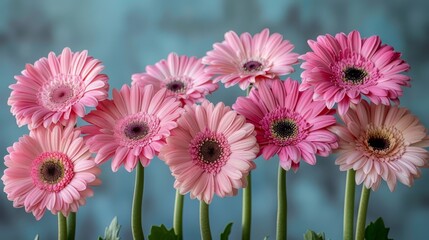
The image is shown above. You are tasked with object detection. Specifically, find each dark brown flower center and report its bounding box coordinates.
[271,119,298,139]
[166,80,186,93]
[243,60,263,72]
[199,140,222,164]
[40,160,64,184]
[343,67,367,84]
[124,122,149,140]
[368,136,390,151]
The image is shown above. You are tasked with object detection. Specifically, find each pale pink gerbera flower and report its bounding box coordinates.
[331,101,429,191]
[132,53,218,106]
[203,28,299,90]
[159,101,259,204]
[233,78,338,171]
[300,30,410,115]
[81,84,183,172]
[2,124,101,220]
[8,47,109,128]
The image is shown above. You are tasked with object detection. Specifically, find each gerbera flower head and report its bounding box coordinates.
[233,78,338,171]
[331,101,429,191]
[2,124,101,220]
[81,84,183,172]
[132,53,218,106]
[203,28,299,90]
[300,30,410,115]
[159,101,259,204]
[8,47,109,128]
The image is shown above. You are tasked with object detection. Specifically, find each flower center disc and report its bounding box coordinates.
[40,160,64,184]
[199,140,222,164]
[124,122,149,140]
[166,80,186,93]
[343,67,367,84]
[271,119,298,140]
[31,151,74,192]
[243,60,263,72]
[367,136,390,151]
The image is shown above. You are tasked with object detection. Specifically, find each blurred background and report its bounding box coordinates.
[1,0,429,239]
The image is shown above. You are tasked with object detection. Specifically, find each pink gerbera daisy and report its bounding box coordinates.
[159,101,259,204]
[331,101,429,191]
[203,28,299,90]
[132,53,218,105]
[2,124,101,220]
[8,47,109,128]
[300,30,410,115]
[81,84,183,172]
[233,78,338,171]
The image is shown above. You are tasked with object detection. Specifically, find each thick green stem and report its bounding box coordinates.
[355,187,371,240]
[132,162,145,240]
[200,201,212,240]
[343,169,356,240]
[58,213,67,240]
[67,212,76,240]
[173,190,184,240]
[241,173,252,240]
[276,166,287,240]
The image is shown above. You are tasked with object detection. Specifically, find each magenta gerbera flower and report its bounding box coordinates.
[159,101,259,204]
[132,53,218,106]
[2,124,101,220]
[300,30,410,115]
[8,47,109,128]
[81,84,183,172]
[203,28,299,90]
[331,101,429,191]
[233,78,338,171]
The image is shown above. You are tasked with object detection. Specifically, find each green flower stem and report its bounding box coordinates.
[241,84,253,240]
[173,190,184,240]
[343,169,356,240]
[355,186,371,240]
[276,166,287,240]
[242,173,252,240]
[58,213,67,240]
[199,201,212,240]
[132,161,145,240]
[67,212,76,240]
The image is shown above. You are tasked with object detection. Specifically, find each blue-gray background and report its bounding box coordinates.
[1,0,428,239]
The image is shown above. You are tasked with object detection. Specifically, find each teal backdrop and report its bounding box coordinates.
[1,0,428,239]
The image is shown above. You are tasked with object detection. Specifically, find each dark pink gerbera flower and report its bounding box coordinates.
[300,30,410,115]
[233,78,338,171]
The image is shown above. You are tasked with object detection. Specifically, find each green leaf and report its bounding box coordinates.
[148,224,178,240]
[365,217,393,240]
[34,234,39,240]
[303,229,326,240]
[220,222,233,240]
[99,217,121,240]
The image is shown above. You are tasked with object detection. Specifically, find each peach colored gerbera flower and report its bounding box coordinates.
[331,101,429,191]
[203,29,299,90]
[233,78,338,171]
[300,30,410,115]
[2,124,100,220]
[159,101,259,204]
[81,84,183,172]
[8,47,109,128]
[132,53,218,106]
